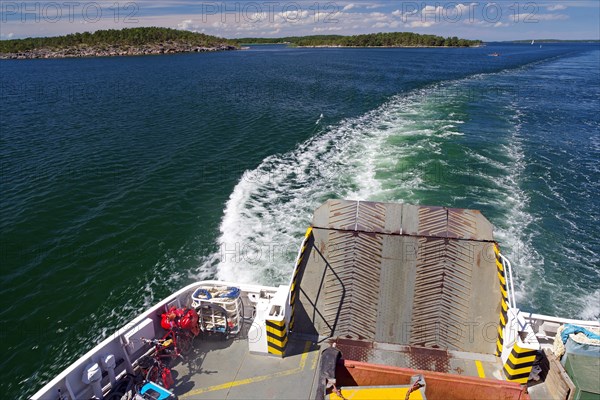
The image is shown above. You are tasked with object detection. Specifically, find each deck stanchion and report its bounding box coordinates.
[502,338,538,384]
[266,319,288,356]
[495,243,509,357]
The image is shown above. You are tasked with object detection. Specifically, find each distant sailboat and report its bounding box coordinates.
[531,39,535,45]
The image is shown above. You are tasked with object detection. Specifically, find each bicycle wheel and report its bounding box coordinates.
[177,331,193,355]
[145,364,159,384]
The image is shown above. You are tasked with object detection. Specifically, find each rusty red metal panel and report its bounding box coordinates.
[303,200,499,353]
[416,206,448,238]
[447,208,477,239]
[313,200,494,241]
[323,230,383,340]
[333,338,375,363]
[336,360,531,400]
[410,238,473,351]
[355,201,387,233]
[327,199,359,231]
[313,200,391,234]
[407,346,451,373]
[447,208,493,241]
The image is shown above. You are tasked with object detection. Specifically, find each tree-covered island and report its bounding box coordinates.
[0,27,238,59]
[234,32,482,47]
[0,28,481,59]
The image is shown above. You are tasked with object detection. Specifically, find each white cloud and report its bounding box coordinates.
[456,3,475,14]
[547,4,567,11]
[410,21,435,28]
[392,3,475,24]
[177,19,193,30]
[343,4,355,11]
[515,13,569,21]
[422,5,446,16]
[371,21,400,29]
[423,5,440,12]
[494,21,508,28]
[280,9,310,23]
[313,26,343,32]
[369,12,387,19]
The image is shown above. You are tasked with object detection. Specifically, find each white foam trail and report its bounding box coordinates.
[580,289,600,320]
[491,105,544,307]
[210,86,471,285]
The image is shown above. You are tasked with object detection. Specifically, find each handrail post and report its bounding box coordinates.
[500,253,517,309]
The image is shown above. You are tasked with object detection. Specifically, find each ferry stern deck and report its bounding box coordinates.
[172,199,537,399]
[31,200,592,400]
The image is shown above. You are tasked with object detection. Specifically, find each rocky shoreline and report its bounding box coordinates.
[295,44,481,48]
[0,42,238,60]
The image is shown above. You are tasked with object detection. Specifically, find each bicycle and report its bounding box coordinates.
[163,326,194,357]
[160,307,199,356]
[139,338,176,389]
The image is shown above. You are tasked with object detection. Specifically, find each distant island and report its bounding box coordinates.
[0,27,237,59]
[510,39,600,43]
[0,28,482,60]
[234,32,481,47]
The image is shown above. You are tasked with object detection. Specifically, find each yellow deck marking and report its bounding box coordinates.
[298,341,311,369]
[181,341,313,398]
[311,348,319,370]
[475,360,486,378]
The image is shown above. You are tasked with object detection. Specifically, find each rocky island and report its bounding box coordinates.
[0,27,238,60]
[0,29,482,60]
[234,32,482,47]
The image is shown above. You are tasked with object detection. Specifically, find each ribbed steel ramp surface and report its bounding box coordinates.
[294,200,500,355]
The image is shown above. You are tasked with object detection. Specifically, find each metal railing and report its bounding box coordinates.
[523,312,600,342]
[498,252,517,309]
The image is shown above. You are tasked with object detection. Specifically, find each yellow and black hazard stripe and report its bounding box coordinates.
[289,227,313,332]
[497,297,509,356]
[495,243,509,357]
[266,319,288,356]
[503,341,537,384]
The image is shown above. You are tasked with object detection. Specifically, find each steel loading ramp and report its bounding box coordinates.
[292,200,501,355]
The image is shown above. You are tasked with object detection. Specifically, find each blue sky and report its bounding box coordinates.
[1,1,599,40]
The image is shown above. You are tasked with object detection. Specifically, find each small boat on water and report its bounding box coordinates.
[489,52,500,57]
[31,200,600,400]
